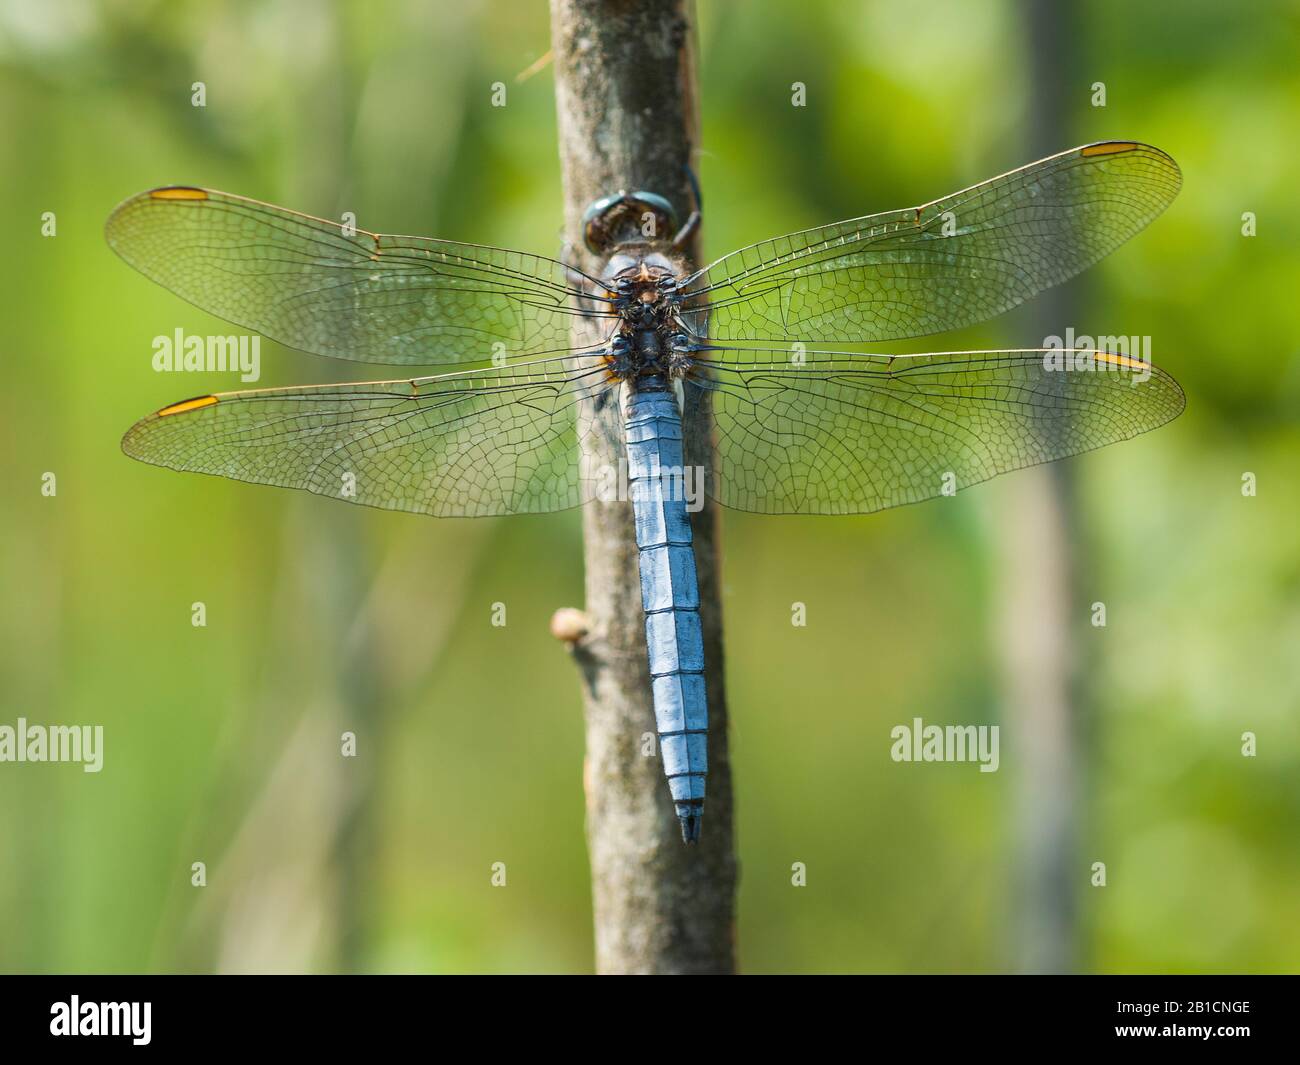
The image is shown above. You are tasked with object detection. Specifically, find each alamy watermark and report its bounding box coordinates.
[1043,328,1152,385]
[890,717,999,773]
[152,328,260,382]
[50,996,150,1045]
[0,718,103,772]
[583,457,705,512]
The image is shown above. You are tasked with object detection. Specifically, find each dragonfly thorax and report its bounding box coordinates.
[606,253,692,380]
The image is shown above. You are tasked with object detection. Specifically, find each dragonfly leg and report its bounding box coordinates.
[671,161,703,251]
[671,209,700,251]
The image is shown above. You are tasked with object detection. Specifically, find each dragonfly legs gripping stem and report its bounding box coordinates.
[670,161,703,252]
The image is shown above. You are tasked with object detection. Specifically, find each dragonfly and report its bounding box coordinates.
[107,140,1184,844]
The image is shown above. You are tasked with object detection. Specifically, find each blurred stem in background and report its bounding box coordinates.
[150,1,388,972]
[286,0,377,975]
[202,1,386,972]
[997,0,1085,974]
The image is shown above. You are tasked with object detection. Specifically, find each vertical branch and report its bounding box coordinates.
[550,0,738,974]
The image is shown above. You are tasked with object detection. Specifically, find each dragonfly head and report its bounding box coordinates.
[582,190,679,255]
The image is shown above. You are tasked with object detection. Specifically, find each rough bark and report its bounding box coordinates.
[549,0,738,974]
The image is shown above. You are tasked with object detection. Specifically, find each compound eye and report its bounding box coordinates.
[582,192,623,254]
[628,191,678,235]
[581,190,680,253]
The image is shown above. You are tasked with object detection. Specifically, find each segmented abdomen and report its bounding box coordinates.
[623,375,707,843]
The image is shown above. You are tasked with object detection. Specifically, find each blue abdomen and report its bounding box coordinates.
[624,375,707,843]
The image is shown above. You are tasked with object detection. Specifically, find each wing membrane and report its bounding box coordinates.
[106,187,615,366]
[121,356,613,516]
[688,142,1180,344]
[691,347,1184,514]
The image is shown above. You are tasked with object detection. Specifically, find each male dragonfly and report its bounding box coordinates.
[107,141,1183,844]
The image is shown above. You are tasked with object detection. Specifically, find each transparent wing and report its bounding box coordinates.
[690,348,1184,514]
[686,142,1180,343]
[106,187,616,366]
[121,355,614,516]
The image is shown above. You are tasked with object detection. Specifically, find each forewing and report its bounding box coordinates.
[689,142,1180,343]
[106,187,614,366]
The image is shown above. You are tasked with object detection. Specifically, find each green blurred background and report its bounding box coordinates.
[1,0,1297,973]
